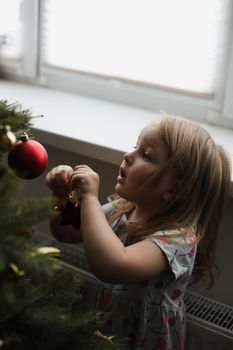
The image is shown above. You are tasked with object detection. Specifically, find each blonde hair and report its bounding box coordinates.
[108,115,231,288]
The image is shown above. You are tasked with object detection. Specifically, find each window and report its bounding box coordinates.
[42,0,225,97]
[0,0,21,61]
[0,0,233,126]
[0,0,39,77]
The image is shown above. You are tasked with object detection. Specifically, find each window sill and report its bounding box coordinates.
[1,79,233,197]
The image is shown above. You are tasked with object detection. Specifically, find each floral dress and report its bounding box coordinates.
[95,203,197,350]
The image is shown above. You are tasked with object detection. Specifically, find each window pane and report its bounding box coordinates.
[0,0,22,60]
[42,0,230,96]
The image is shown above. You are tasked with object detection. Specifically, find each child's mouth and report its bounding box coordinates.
[120,168,126,178]
[117,167,127,183]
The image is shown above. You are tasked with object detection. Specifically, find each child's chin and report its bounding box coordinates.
[115,185,129,201]
[115,183,125,196]
[114,183,121,194]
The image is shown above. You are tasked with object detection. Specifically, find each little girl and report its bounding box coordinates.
[46,115,231,349]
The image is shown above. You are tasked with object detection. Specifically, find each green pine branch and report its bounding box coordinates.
[0,100,32,137]
[0,99,128,349]
[0,270,129,350]
[0,196,54,235]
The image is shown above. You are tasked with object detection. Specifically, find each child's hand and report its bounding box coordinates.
[70,165,99,199]
[45,165,73,199]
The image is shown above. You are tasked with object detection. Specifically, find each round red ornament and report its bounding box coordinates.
[8,133,48,179]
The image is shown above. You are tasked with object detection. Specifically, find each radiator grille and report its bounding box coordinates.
[184,291,233,332]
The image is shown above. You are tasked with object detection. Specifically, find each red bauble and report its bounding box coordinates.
[8,136,48,179]
[60,199,81,230]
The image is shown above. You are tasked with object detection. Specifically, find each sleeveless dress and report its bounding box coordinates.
[95,203,197,350]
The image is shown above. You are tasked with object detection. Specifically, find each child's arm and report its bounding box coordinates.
[45,165,83,243]
[70,165,168,284]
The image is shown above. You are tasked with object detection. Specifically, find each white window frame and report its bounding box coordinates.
[0,0,39,78]
[2,0,233,128]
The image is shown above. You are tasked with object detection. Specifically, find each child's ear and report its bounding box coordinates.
[163,183,178,202]
[163,191,173,202]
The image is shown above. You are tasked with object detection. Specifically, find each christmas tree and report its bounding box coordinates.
[0,100,127,349]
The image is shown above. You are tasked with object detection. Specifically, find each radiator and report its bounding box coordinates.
[34,232,233,349]
[185,291,233,350]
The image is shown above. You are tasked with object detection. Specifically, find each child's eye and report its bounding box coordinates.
[142,151,151,161]
[133,145,152,161]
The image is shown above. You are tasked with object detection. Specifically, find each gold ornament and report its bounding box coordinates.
[0,125,16,152]
[30,246,61,258]
[9,263,25,277]
[95,330,114,345]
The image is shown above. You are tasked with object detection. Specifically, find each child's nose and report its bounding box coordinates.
[124,150,134,164]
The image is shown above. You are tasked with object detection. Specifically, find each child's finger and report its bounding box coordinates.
[45,165,73,195]
[69,172,86,191]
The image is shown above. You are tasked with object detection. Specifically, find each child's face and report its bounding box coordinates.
[115,123,175,211]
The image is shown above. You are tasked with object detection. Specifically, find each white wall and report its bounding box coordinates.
[21,144,233,307]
